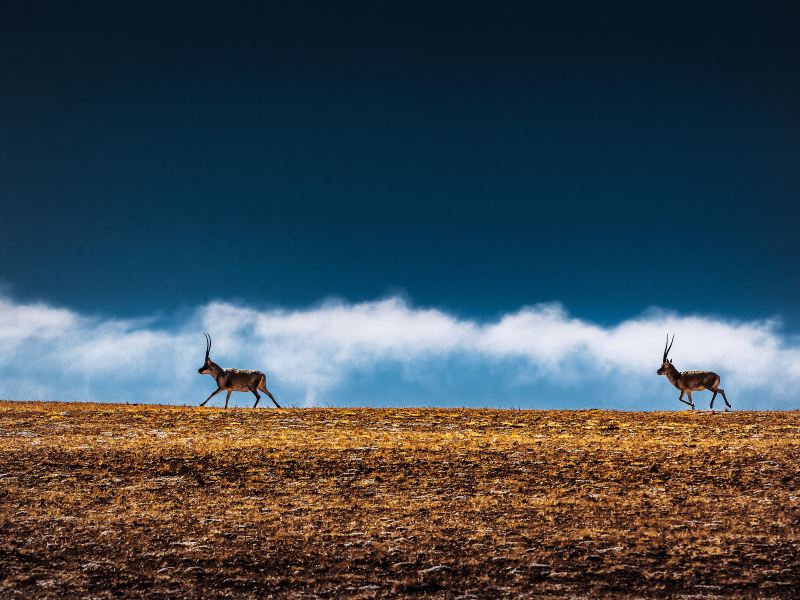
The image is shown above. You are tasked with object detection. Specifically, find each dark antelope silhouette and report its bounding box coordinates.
[198,333,281,408]
[657,334,730,411]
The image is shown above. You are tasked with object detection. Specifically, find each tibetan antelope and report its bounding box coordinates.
[657,334,730,411]
[198,333,281,408]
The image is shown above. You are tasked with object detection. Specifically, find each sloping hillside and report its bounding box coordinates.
[1,402,798,598]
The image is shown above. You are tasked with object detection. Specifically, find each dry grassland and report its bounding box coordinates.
[1,401,799,598]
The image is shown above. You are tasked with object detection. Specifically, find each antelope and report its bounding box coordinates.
[198,333,281,408]
[657,334,730,411]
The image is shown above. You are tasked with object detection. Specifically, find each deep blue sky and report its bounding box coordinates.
[1,1,798,328]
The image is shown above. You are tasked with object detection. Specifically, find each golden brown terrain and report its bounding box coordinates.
[1,402,799,598]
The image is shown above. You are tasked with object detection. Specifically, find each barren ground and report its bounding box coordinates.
[1,401,799,598]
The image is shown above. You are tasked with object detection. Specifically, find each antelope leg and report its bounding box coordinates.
[224,390,232,409]
[200,387,222,407]
[261,387,281,408]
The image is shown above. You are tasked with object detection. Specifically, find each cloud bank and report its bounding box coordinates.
[0,295,798,409]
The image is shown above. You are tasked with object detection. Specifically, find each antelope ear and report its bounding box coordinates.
[669,359,673,363]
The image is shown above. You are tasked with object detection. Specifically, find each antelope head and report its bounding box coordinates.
[657,333,675,376]
[198,332,214,375]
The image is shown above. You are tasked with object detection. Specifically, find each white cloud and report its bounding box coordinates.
[0,297,77,363]
[480,304,604,366]
[0,294,797,408]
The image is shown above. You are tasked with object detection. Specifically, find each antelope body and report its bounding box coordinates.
[657,334,730,411]
[198,333,281,408]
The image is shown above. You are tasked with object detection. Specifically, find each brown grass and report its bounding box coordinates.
[1,401,799,598]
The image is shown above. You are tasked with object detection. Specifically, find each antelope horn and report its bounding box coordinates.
[663,333,675,361]
[204,332,211,358]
